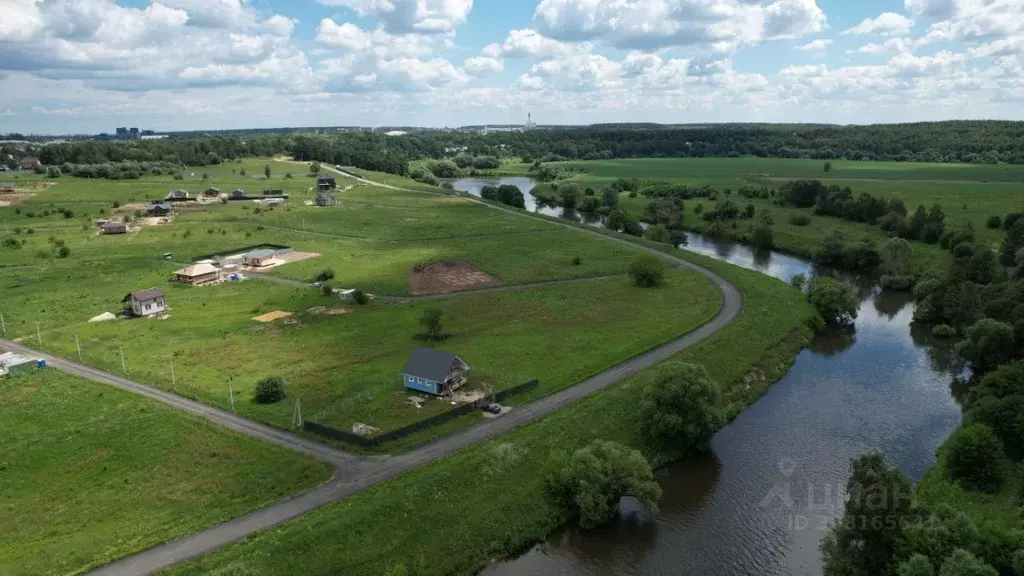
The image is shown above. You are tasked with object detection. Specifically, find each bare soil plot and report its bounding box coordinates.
[408,261,501,295]
[252,310,293,323]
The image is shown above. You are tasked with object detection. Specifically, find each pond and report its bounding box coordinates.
[482,233,965,576]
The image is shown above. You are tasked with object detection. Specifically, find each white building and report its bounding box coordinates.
[123,288,165,317]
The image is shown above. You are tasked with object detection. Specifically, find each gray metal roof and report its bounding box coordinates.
[147,202,173,211]
[245,249,276,259]
[126,288,164,302]
[402,348,461,382]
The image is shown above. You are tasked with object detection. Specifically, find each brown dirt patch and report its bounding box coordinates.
[408,260,501,295]
[252,310,293,323]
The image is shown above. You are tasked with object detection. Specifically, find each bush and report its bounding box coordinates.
[841,242,882,270]
[253,377,287,404]
[544,440,662,529]
[786,211,811,224]
[628,254,666,287]
[931,324,957,338]
[351,289,368,305]
[881,274,914,291]
[571,256,581,266]
[321,284,333,296]
[57,245,70,258]
[313,269,335,282]
[807,276,859,325]
[944,424,1006,493]
[987,215,1002,229]
[638,363,723,452]
[790,273,807,291]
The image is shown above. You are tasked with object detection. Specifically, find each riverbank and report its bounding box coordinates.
[165,250,816,576]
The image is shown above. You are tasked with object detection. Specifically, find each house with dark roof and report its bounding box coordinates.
[100,220,127,235]
[402,348,470,396]
[165,189,191,201]
[19,157,41,170]
[122,288,165,317]
[147,203,173,216]
[230,189,247,200]
[315,192,335,207]
[317,174,336,191]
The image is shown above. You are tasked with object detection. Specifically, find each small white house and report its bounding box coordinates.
[122,288,165,317]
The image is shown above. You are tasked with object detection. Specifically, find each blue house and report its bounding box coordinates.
[402,348,470,396]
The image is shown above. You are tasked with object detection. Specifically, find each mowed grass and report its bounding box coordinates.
[35,268,721,438]
[0,369,332,576]
[263,228,645,295]
[164,249,816,576]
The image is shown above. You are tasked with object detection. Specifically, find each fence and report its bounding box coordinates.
[304,379,539,448]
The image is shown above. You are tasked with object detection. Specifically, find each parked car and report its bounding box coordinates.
[482,403,502,414]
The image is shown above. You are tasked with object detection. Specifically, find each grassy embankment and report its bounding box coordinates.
[0,370,332,576]
[554,157,1024,271]
[163,249,817,576]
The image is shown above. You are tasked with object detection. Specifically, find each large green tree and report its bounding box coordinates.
[956,319,1016,373]
[821,453,913,576]
[637,363,723,452]
[944,424,1006,493]
[545,440,662,529]
[807,276,859,326]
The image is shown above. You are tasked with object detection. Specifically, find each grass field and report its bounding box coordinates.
[0,161,725,449]
[0,370,332,576]
[32,267,720,438]
[164,250,816,576]
[550,157,1024,269]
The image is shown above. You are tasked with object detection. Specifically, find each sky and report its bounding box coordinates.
[1,0,1023,134]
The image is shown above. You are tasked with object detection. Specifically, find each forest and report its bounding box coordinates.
[5,120,1024,175]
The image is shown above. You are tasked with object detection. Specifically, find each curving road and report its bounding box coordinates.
[4,168,743,576]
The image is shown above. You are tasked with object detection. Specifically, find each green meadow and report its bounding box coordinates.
[1,162,724,448]
[0,370,332,576]
[165,250,816,576]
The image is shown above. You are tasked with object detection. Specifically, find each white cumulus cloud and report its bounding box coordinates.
[843,12,916,36]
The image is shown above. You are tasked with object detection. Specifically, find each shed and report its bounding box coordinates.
[402,348,470,396]
[317,175,337,191]
[315,192,335,207]
[243,249,277,267]
[146,203,173,216]
[101,221,127,234]
[172,263,221,285]
[122,288,165,317]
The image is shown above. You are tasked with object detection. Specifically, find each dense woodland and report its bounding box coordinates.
[5,121,1024,174]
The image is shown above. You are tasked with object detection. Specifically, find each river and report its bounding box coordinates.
[449,176,607,226]
[458,177,965,576]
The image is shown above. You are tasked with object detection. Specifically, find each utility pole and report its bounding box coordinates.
[74,333,82,362]
[228,376,235,412]
[292,398,303,429]
[35,323,41,347]
[169,358,176,393]
[119,345,127,374]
